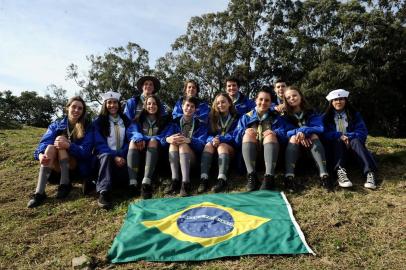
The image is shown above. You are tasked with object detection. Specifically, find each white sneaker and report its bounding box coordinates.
[337,167,352,188]
[364,172,377,189]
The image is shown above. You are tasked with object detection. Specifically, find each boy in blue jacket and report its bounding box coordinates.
[162,96,208,197]
[225,77,255,117]
[323,89,377,189]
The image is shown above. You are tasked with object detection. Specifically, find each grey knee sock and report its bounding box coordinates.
[180,153,191,183]
[169,151,180,180]
[218,153,230,180]
[59,159,70,185]
[143,147,158,185]
[264,142,279,175]
[35,166,51,194]
[242,142,257,173]
[127,148,140,186]
[285,143,300,177]
[311,139,328,176]
[200,152,213,179]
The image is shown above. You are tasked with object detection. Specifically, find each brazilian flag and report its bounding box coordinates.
[108,191,314,262]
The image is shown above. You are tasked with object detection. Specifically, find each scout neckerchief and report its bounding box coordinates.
[219,113,232,136]
[135,94,145,119]
[335,111,348,133]
[294,111,306,127]
[232,92,240,105]
[180,116,195,139]
[256,110,269,142]
[277,96,283,105]
[110,115,122,150]
[145,115,157,136]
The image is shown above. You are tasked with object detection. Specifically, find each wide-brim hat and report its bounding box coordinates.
[136,76,161,93]
[326,89,349,101]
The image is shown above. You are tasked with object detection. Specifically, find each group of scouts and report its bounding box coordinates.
[27,76,378,209]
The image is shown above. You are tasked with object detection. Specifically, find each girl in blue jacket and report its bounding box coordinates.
[28,96,94,208]
[162,96,208,197]
[126,95,170,199]
[198,93,239,193]
[283,86,331,191]
[93,91,130,209]
[172,79,210,123]
[323,89,377,189]
[234,87,288,191]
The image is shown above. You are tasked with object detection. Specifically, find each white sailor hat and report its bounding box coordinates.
[326,89,349,101]
[101,91,121,102]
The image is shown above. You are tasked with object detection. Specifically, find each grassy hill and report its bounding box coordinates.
[0,126,405,269]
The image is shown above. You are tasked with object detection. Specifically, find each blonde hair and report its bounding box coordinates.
[65,96,87,140]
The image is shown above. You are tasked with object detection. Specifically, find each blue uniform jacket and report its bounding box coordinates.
[126,116,170,144]
[160,117,208,153]
[172,97,210,124]
[323,111,368,144]
[93,116,129,158]
[206,116,239,146]
[234,92,256,116]
[284,110,324,138]
[124,95,169,121]
[34,117,94,177]
[234,109,291,146]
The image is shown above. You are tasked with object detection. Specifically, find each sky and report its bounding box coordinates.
[0,0,229,97]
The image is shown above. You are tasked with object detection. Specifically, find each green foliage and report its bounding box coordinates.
[66,42,151,104]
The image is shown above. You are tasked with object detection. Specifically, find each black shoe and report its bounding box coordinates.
[165,179,181,195]
[246,172,258,192]
[129,184,140,196]
[180,182,191,197]
[27,193,47,208]
[212,178,227,193]
[82,178,95,195]
[197,178,209,193]
[141,184,153,199]
[56,184,72,199]
[260,174,274,190]
[98,191,112,209]
[320,175,334,192]
[284,176,295,192]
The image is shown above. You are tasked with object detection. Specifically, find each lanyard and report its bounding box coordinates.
[219,114,232,136]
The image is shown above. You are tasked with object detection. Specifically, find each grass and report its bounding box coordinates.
[0,126,405,269]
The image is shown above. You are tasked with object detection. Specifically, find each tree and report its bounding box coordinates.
[66,42,151,104]
[16,91,54,127]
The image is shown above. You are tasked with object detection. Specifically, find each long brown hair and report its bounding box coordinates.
[283,86,312,115]
[65,96,87,140]
[98,98,129,138]
[209,93,237,133]
[136,95,164,128]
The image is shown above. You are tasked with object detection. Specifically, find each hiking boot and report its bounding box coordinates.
[337,167,352,188]
[98,191,112,209]
[129,184,140,196]
[284,176,295,192]
[179,182,191,197]
[212,178,227,193]
[197,178,209,193]
[364,171,377,190]
[320,174,334,192]
[260,174,274,191]
[27,193,47,208]
[165,179,181,195]
[141,184,153,199]
[56,184,72,199]
[246,172,258,192]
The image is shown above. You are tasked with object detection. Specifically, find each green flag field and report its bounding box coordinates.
[108,191,314,262]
